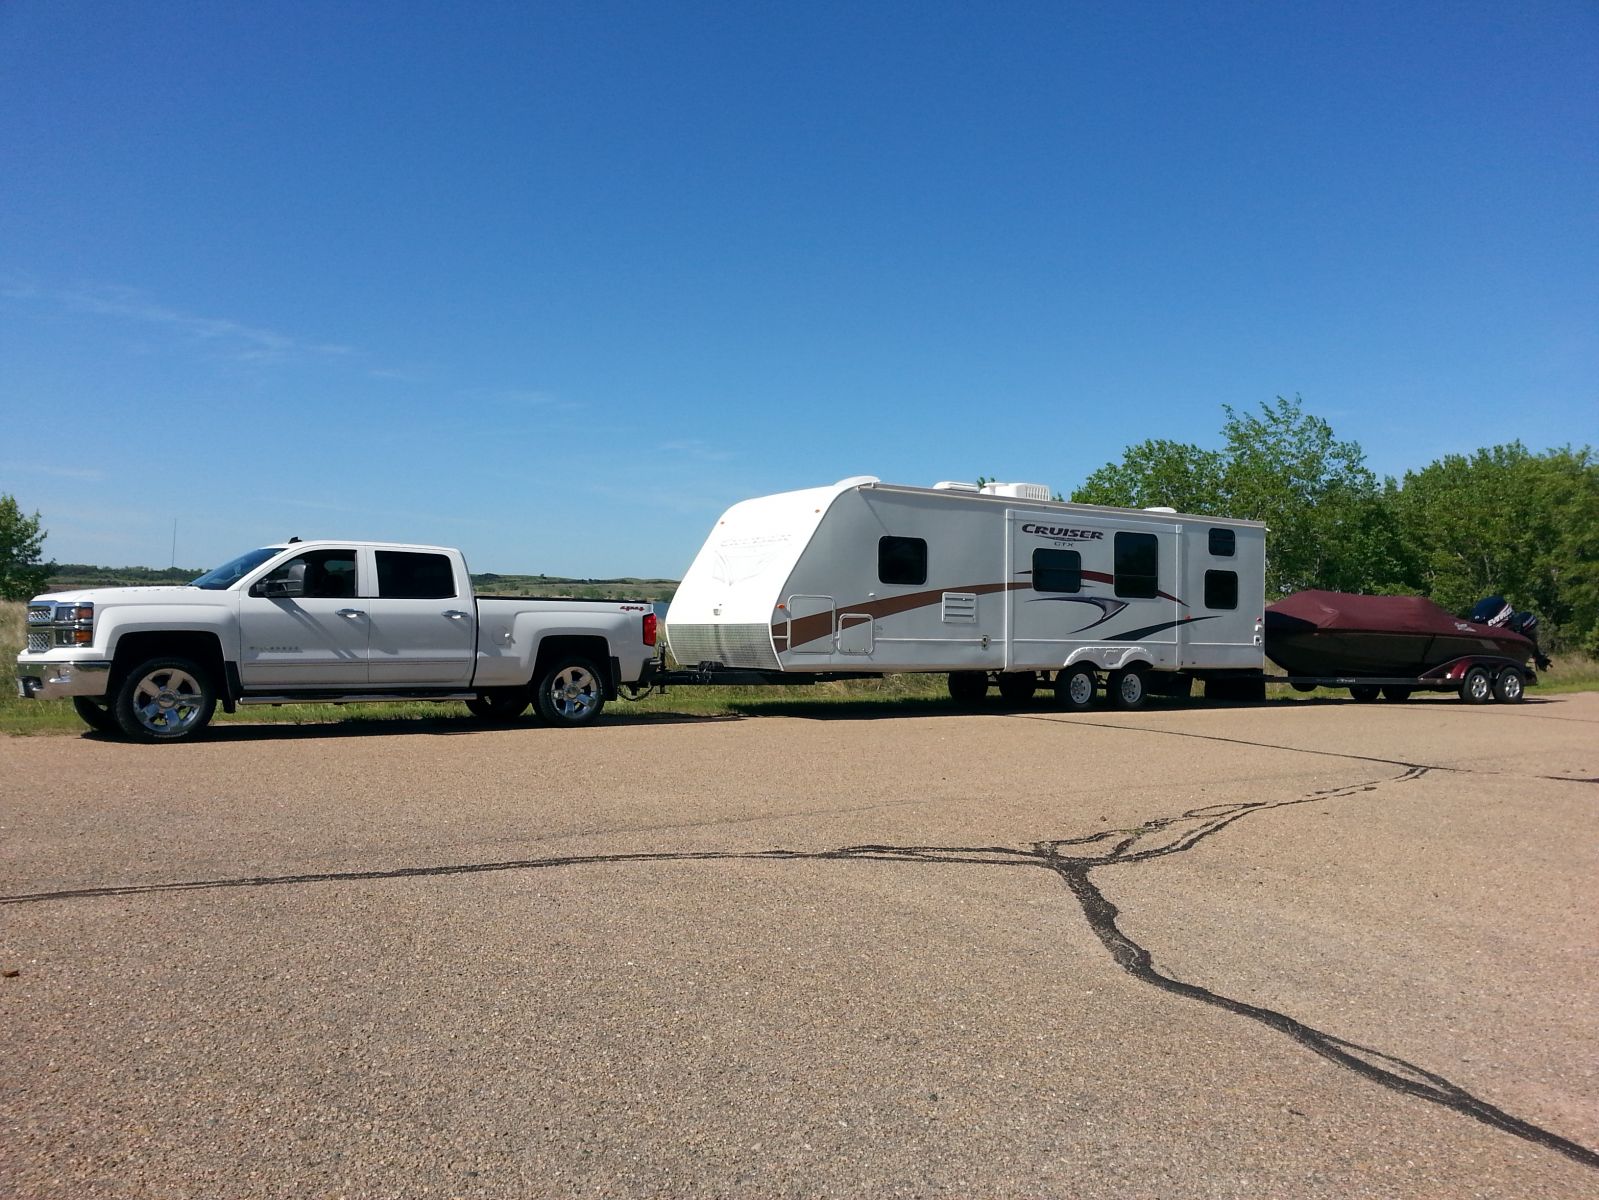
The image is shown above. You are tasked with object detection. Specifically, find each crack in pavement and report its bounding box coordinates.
[5,764,1595,1170]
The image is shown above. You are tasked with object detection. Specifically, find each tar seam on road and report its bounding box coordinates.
[6,759,1596,1170]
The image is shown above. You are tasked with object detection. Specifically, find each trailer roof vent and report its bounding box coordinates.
[979,482,1054,501]
[933,481,981,492]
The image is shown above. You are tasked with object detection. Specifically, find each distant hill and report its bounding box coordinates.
[46,563,678,602]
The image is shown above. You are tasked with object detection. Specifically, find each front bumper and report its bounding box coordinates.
[15,658,113,701]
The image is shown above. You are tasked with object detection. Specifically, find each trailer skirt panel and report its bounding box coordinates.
[665,623,781,670]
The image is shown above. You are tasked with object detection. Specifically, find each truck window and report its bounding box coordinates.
[878,536,927,586]
[1209,528,1236,556]
[1032,548,1081,593]
[376,551,457,599]
[262,549,358,599]
[1205,569,1238,610]
[1113,533,1159,599]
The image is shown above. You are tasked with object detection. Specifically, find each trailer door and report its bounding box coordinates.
[1005,512,1181,669]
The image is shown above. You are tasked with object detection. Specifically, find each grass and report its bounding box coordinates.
[5,598,1596,737]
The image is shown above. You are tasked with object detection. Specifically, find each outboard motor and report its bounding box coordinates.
[1469,596,1513,627]
[1471,596,1551,671]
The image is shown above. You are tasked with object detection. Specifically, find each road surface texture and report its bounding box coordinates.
[3,693,1597,1198]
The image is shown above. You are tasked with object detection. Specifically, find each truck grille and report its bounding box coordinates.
[28,631,49,653]
[27,605,52,625]
[665,623,780,670]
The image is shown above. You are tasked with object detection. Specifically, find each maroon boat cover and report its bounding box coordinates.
[1266,590,1532,647]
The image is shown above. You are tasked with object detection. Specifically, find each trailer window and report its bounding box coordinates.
[1113,533,1159,599]
[1032,548,1081,593]
[1209,528,1236,557]
[878,536,927,586]
[376,551,457,599]
[1205,569,1238,610]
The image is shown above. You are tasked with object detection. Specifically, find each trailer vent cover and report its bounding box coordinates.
[979,482,1053,501]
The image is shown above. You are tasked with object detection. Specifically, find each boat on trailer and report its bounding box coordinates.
[1263,590,1539,703]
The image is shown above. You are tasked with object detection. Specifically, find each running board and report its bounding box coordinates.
[237,692,479,706]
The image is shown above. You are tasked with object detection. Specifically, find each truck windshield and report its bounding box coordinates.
[191,548,282,590]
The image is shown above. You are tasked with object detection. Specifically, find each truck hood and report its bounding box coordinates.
[31,585,223,607]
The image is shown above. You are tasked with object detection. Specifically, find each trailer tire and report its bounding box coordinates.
[1054,664,1097,712]
[1493,668,1525,704]
[112,656,216,743]
[947,671,988,707]
[466,690,531,723]
[1108,666,1147,711]
[72,696,120,734]
[1381,686,1413,702]
[997,672,1037,705]
[533,658,606,726]
[1459,666,1493,704]
[1349,685,1380,703]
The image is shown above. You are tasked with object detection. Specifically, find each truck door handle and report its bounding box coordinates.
[336,608,365,618]
[443,609,471,620]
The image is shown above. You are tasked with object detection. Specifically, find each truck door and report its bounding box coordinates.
[1005,513,1181,668]
[238,547,369,688]
[365,549,476,686]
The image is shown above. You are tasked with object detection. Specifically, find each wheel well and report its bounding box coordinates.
[111,632,227,695]
[532,636,615,698]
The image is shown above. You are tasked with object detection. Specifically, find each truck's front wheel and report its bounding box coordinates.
[113,657,216,742]
[533,658,605,726]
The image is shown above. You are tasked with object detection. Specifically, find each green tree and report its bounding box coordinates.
[1072,397,1403,597]
[1391,444,1599,652]
[0,494,55,600]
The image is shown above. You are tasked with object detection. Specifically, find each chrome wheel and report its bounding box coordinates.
[1109,666,1147,711]
[1055,664,1096,711]
[1460,666,1493,704]
[113,656,216,742]
[534,658,606,725]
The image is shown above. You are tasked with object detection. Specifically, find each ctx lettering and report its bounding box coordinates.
[1021,524,1104,540]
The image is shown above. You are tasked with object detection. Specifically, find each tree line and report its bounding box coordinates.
[1073,396,1598,653]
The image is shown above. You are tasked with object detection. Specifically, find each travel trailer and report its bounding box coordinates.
[664,477,1267,709]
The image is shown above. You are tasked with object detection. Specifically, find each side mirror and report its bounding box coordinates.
[254,577,305,599]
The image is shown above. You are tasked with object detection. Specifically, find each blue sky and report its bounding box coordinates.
[3,1,1595,577]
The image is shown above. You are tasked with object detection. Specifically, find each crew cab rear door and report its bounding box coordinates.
[365,549,476,686]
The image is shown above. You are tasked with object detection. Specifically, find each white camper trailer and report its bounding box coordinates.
[664,476,1267,709]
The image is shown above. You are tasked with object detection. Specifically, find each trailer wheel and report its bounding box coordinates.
[112,656,217,743]
[1381,686,1413,702]
[1108,666,1147,711]
[947,671,988,707]
[1054,664,1097,712]
[1493,668,1525,704]
[72,696,120,734]
[1349,685,1380,703]
[1459,666,1493,704]
[533,658,606,725]
[466,690,531,723]
[997,672,1037,705]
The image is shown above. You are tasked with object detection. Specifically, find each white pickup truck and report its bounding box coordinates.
[15,539,660,742]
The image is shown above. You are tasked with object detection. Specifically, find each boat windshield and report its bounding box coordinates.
[191,548,282,590]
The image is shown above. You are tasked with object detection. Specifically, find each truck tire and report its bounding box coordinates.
[947,671,988,707]
[1459,666,1493,704]
[533,658,605,726]
[72,696,120,734]
[996,672,1037,705]
[1493,668,1525,704]
[1053,664,1097,712]
[1108,666,1147,711]
[113,656,216,743]
[466,691,531,723]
